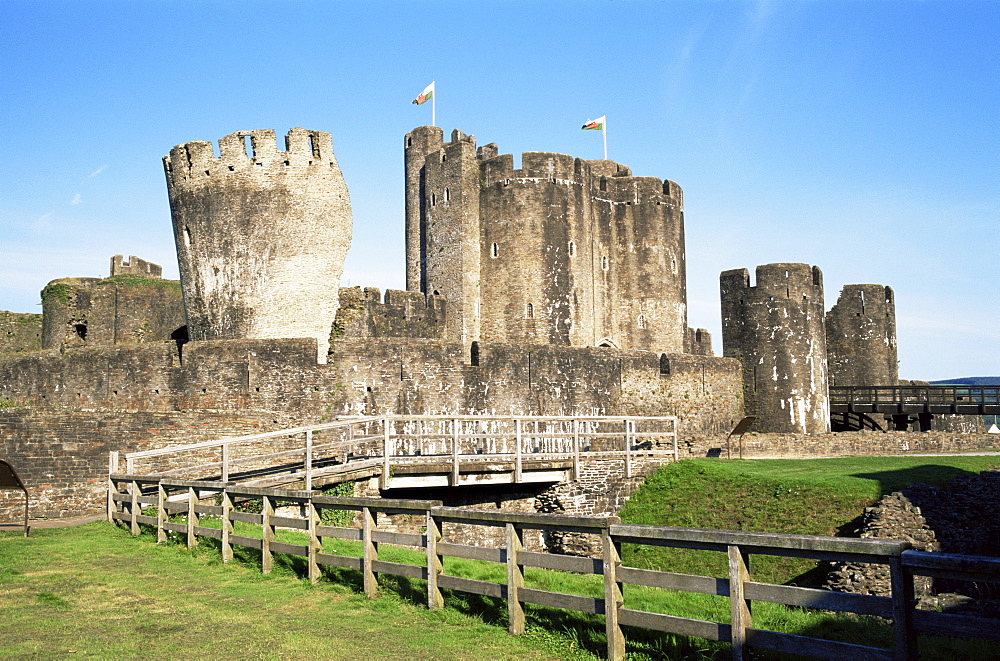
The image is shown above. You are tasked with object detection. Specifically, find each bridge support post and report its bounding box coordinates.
[451,418,460,486]
[572,419,580,481]
[305,430,313,491]
[506,523,525,634]
[514,419,523,483]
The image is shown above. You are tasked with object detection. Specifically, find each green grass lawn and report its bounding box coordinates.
[2,455,997,660]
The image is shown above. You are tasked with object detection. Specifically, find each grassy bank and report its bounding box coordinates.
[619,455,999,585]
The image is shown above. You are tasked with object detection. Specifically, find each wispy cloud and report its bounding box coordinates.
[70,193,82,205]
[88,165,107,178]
[34,210,55,231]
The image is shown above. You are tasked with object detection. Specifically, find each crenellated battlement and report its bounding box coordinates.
[721,263,822,301]
[163,127,341,184]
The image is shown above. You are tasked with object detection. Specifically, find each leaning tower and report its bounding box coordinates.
[720,263,829,433]
[163,128,352,362]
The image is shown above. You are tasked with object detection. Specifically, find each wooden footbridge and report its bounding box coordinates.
[111,414,680,491]
[830,385,1000,416]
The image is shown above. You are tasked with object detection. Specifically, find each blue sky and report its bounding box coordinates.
[1,0,997,381]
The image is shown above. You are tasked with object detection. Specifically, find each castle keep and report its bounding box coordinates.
[404,127,694,354]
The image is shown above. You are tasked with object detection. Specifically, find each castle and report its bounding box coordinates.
[0,124,948,518]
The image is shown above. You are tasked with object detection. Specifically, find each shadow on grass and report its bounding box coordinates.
[850,464,976,495]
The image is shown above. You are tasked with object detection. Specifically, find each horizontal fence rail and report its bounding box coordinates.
[112,414,680,490]
[830,385,1000,415]
[106,476,1000,661]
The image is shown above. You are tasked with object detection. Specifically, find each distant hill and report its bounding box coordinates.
[929,377,1000,386]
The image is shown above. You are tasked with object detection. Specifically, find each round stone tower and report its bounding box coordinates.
[826,284,898,387]
[720,263,829,433]
[163,128,352,362]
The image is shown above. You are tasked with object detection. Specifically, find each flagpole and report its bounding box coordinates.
[432,79,436,127]
[603,119,608,160]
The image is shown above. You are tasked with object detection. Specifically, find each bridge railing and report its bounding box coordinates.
[105,480,1000,660]
[113,414,679,490]
[830,385,1000,415]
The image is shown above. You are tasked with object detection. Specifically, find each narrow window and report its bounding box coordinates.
[183,226,192,247]
[444,187,450,202]
[600,176,607,192]
[74,324,88,341]
[526,303,534,318]
[601,255,609,271]
[431,192,436,206]
[659,354,670,376]
[568,241,576,257]
[470,341,480,366]
[491,242,499,258]
[637,314,646,329]
[243,135,254,159]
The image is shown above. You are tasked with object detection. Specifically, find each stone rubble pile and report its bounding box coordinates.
[825,470,1000,616]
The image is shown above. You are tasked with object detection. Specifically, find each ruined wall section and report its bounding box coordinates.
[0,311,43,355]
[826,284,898,387]
[332,287,446,340]
[721,263,830,433]
[40,276,184,350]
[684,327,713,356]
[110,255,162,278]
[164,128,352,362]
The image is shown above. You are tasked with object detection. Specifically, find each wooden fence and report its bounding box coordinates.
[115,414,679,489]
[107,476,1000,661]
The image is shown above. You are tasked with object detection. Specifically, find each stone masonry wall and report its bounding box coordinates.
[0,311,43,355]
[0,408,297,519]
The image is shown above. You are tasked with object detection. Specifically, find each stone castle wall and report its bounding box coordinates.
[164,128,352,362]
[332,287,446,340]
[721,263,830,434]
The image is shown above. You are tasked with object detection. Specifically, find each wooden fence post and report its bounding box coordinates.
[107,451,119,524]
[889,557,916,660]
[506,523,525,635]
[156,481,167,544]
[221,490,233,563]
[603,528,625,660]
[426,510,444,610]
[262,494,275,575]
[187,486,198,548]
[129,479,140,536]
[363,506,378,598]
[308,499,321,585]
[728,545,752,660]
